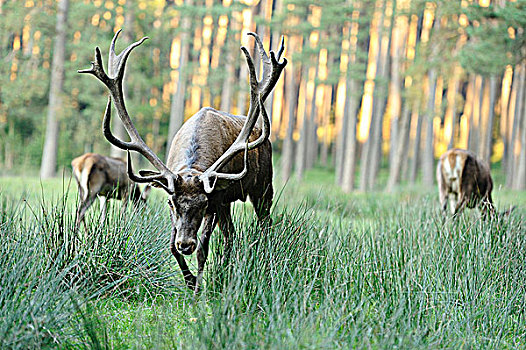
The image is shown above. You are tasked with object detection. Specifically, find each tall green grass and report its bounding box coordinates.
[0,181,178,348]
[0,176,524,348]
[177,199,525,348]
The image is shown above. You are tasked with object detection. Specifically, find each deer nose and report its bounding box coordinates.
[176,239,196,255]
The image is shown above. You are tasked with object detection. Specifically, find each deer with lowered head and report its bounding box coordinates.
[72,152,150,227]
[79,30,287,293]
[436,148,496,218]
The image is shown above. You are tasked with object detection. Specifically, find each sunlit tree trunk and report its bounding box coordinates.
[295,64,312,181]
[481,75,497,162]
[409,110,423,184]
[40,0,69,178]
[386,100,411,192]
[359,0,386,191]
[446,73,460,149]
[500,66,514,172]
[515,91,526,190]
[422,69,437,186]
[166,0,193,155]
[511,63,526,189]
[469,75,483,154]
[306,69,319,170]
[319,84,333,167]
[387,5,406,168]
[281,46,301,181]
[341,80,361,193]
[505,66,521,186]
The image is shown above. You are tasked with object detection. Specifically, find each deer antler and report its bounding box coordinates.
[78,30,177,193]
[199,32,287,193]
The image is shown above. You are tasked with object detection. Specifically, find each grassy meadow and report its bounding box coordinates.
[0,168,525,349]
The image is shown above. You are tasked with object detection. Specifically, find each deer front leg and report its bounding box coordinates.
[218,204,235,268]
[453,193,467,216]
[170,224,196,290]
[194,213,219,294]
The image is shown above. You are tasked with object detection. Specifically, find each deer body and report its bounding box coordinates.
[72,153,147,226]
[79,31,286,293]
[436,149,495,217]
[167,108,273,206]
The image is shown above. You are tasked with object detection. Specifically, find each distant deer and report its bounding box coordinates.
[79,30,286,293]
[436,149,496,218]
[72,153,150,226]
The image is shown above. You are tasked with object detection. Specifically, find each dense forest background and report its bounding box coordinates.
[1,0,525,191]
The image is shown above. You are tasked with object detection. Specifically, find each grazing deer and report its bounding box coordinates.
[79,30,286,293]
[436,148,495,218]
[72,153,150,226]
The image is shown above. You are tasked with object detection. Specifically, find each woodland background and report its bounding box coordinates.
[1,0,525,192]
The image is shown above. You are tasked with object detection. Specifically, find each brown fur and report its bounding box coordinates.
[72,153,148,226]
[436,148,495,217]
[164,108,273,292]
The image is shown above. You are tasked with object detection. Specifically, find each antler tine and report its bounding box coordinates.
[79,29,176,192]
[247,32,271,89]
[276,36,285,61]
[108,29,149,80]
[245,32,287,101]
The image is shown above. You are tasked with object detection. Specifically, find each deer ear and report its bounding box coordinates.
[138,170,175,191]
[139,170,160,177]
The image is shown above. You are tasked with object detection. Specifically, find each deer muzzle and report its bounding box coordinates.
[175,238,197,255]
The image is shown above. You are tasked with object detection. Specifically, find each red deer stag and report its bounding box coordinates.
[436,149,495,218]
[79,30,286,292]
[72,152,150,226]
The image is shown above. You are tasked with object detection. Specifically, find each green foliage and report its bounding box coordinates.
[459,1,526,76]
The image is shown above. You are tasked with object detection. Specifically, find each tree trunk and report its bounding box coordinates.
[359,1,386,191]
[281,59,300,181]
[367,4,391,190]
[482,75,497,162]
[306,76,319,170]
[515,89,526,190]
[166,0,193,156]
[40,0,68,179]
[506,65,526,187]
[469,75,483,154]
[422,68,437,186]
[388,9,405,169]
[409,110,423,184]
[511,63,526,189]
[319,85,332,167]
[295,64,311,181]
[386,100,411,191]
[341,80,361,193]
[446,71,460,149]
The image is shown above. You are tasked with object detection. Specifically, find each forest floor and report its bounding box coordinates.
[0,168,525,349]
